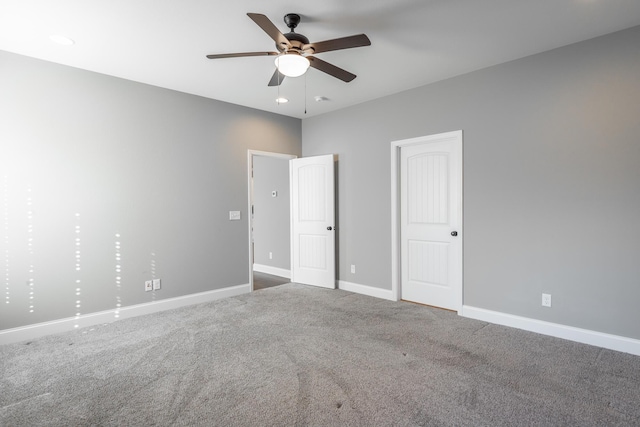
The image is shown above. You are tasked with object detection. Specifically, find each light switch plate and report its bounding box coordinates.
[152,279,161,290]
[229,211,241,220]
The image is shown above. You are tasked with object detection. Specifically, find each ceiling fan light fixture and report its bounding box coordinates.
[274,54,310,78]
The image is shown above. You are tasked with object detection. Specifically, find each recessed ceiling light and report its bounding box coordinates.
[314,96,329,102]
[49,35,75,46]
[275,97,289,104]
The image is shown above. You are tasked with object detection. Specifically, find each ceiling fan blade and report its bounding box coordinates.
[247,13,291,51]
[206,51,278,59]
[307,56,356,83]
[268,69,286,87]
[303,34,371,54]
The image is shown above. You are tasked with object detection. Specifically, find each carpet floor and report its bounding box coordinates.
[1,283,639,426]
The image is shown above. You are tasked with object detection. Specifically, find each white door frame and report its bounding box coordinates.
[247,150,297,291]
[390,130,463,304]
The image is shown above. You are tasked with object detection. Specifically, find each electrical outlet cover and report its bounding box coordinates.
[144,280,153,292]
[153,279,161,290]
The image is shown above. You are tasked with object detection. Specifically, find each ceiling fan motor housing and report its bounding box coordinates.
[281,33,309,52]
[277,14,310,53]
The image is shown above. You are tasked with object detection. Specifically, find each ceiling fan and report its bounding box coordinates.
[206,13,371,86]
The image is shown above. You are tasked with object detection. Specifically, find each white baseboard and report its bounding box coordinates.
[338,280,396,301]
[0,283,251,346]
[253,264,291,279]
[461,305,640,356]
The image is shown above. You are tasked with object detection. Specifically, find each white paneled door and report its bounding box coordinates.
[400,133,462,311]
[290,155,335,289]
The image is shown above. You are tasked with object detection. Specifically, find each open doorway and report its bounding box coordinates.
[247,150,296,291]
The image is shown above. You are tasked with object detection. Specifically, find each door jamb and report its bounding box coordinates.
[247,150,297,291]
[390,130,463,303]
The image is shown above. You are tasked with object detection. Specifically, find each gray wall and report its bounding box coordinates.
[0,51,301,330]
[252,155,290,270]
[302,26,640,340]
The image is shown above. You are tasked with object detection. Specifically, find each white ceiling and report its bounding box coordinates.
[2,0,640,119]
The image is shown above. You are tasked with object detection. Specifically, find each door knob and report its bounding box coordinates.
[451,231,458,236]
[327,226,333,231]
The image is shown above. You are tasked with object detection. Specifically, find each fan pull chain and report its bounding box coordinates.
[304,72,307,115]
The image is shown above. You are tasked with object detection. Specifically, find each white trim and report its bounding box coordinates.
[252,264,291,279]
[390,130,463,304]
[461,305,640,356]
[0,284,250,346]
[338,280,395,301]
[390,142,401,301]
[247,150,297,291]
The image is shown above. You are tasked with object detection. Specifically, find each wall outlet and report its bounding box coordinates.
[144,280,153,292]
[269,252,273,260]
[229,211,241,220]
[542,293,552,307]
[351,264,356,274]
[152,279,161,290]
